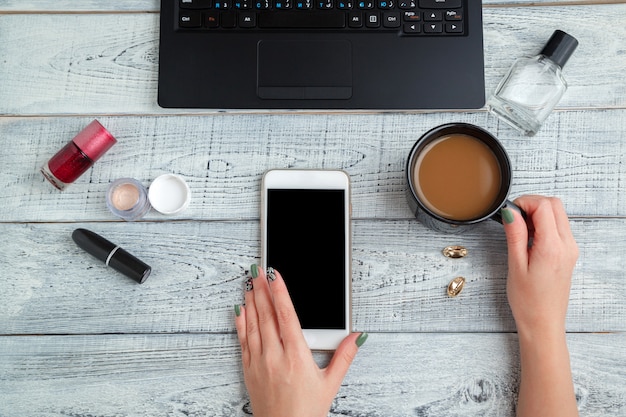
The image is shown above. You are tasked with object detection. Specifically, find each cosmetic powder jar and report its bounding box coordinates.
[106,178,151,221]
[148,174,191,215]
[41,120,117,190]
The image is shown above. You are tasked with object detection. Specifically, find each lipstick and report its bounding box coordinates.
[72,228,151,284]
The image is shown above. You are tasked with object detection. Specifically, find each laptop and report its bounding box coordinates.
[158,0,485,110]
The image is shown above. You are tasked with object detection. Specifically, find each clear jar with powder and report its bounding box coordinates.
[106,178,151,221]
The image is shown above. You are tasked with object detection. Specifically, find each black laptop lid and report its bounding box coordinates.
[158,0,485,109]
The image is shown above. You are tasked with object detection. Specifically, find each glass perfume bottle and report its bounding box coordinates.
[487,30,578,136]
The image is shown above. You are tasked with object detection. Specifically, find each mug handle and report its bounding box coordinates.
[491,200,527,224]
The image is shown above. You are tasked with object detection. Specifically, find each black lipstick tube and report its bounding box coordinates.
[72,228,152,284]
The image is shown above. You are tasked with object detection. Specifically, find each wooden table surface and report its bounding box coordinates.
[1,1,625,416]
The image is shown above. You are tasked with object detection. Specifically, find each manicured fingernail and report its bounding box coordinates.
[250,264,259,278]
[244,278,253,292]
[266,267,276,282]
[234,304,241,317]
[501,208,515,224]
[356,332,368,347]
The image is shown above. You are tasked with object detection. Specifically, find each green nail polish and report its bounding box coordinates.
[501,208,515,224]
[355,332,368,347]
[234,304,241,317]
[250,264,259,278]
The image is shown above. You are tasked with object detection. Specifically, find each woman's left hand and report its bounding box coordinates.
[234,265,366,417]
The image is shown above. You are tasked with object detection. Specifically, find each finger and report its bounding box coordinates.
[522,196,560,247]
[234,304,251,367]
[251,264,282,352]
[501,200,531,273]
[324,332,367,391]
[548,197,575,242]
[244,273,262,355]
[548,197,580,261]
[266,268,308,351]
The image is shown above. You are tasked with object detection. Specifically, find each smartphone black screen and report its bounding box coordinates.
[266,189,346,329]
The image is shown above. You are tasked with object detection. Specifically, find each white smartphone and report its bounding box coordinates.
[261,169,351,350]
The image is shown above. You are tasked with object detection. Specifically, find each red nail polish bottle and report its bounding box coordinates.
[41,120,117,190]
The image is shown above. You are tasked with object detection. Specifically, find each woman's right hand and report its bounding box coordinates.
[501,195,580,417]
[502,195,579,336]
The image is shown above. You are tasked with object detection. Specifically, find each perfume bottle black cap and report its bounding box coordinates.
[540,30,578,69]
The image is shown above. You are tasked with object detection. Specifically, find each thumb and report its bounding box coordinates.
[501,203,529,272]
[325,332,367,389]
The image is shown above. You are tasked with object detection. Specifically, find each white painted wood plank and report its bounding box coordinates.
[0,333,623,416]
[0,1,158,11]
[0,5,624,114]
[1,111,624,222]
[0,13,160,114]
[0,219,623,334]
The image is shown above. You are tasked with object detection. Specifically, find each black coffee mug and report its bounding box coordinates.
[405,123,524,233]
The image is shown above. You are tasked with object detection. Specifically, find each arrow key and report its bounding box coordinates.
[445,21,462,33]
[403,22,421,33]
[423,22,442,33]
[424,10,442,21]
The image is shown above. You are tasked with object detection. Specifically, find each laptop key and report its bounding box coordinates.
[205,11,220,27]
[318,0,333,8]
[445,22,462,33]
[424,11,442,21]
[365,12,380,27]
[418,0,461,8]
[258,11,345,27]
[274,0,292,8]
[214,0,231,8]
[444,10,462,20]
[348,11,363,27]
[239,12,257,26]
[295,0,313,8]
[423,22,442,33]
[180,0,213,8]
[221,11,237,27]
[180,12,202,27]
[403,22,421,33]
[403,11,420,21]
[383,12,401,27]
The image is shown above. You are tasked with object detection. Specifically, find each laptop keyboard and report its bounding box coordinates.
[176,0,466,36]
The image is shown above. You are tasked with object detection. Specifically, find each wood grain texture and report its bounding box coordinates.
[0,333,624,417]
[1,2,624,416]
[0,1,158,11]
[1,219,624,334]
[0,5,625,114]
[1,111,625,223]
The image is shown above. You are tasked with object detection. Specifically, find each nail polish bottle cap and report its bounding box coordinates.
[72,120,117,162]
[148,174,191,215]
[540,30,578,69]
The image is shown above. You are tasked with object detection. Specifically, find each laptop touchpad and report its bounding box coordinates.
[257,40,352,100]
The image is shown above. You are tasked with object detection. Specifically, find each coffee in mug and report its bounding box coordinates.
[406,123,523,233]
[413,133,502,221]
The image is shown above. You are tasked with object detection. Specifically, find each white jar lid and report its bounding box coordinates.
[148,174,191,215]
